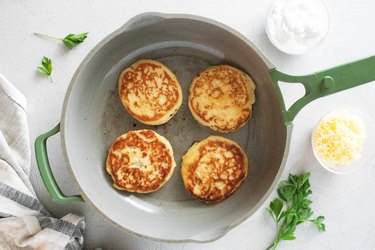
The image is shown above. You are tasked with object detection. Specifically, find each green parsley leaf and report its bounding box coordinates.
[311,216,326,232]
[37,56,52,81]
[268,198,283,221]
[282,234,296,241]
[62,32,88,49]
[266,172,326,250]
[34,32,88,49]
[279,224,296,241]
[297,172,311,189]
[36,67,48,75]
[277,181,296,202]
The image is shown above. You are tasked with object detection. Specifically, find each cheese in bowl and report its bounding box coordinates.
[312,108,371,174]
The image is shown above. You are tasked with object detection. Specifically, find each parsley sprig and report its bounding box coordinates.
[267,172,326,250]
[37,56,53,81]
[34,32,88,49]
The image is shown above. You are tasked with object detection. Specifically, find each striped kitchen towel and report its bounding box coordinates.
[0,73,85,250]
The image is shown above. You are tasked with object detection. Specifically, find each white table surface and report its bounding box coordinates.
[1,0,375,249]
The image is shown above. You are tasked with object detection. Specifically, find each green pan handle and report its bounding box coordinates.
[35,123,84,204]
[269,55,375,125]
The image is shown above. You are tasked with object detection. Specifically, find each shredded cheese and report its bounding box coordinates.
[313,110,366,165]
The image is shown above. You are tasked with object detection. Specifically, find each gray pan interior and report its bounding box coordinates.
[61,13,288,242]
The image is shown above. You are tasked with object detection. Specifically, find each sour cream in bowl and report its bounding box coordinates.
[265,0,330,55]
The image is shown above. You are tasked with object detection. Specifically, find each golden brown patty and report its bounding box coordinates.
[181,136,248,203]
[188,65,256,133]
[106,129,176,193]
[118,59,183,125]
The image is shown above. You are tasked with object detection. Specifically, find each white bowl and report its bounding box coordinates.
[311,107,375,174]
[265,0,330,55]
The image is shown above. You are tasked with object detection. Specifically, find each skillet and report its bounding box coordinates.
[35,13,375,242]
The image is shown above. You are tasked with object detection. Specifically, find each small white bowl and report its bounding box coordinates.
[311,107,375,174]
[265,0,330,55]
